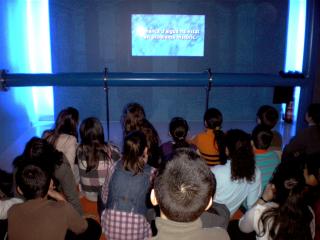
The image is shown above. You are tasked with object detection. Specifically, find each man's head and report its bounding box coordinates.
[16,162,51,200]
[152,149,215,222]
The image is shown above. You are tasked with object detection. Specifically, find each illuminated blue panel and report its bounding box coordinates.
[6,0,53,123]
[284,0,306,121]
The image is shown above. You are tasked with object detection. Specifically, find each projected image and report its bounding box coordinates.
[132,14,205,57]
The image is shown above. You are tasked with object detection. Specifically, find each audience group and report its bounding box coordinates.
[0,102,319,240]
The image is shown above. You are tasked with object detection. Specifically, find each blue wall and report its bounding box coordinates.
[50,0,287,122]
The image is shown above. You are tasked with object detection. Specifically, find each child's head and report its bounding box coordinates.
[123,130,148,175]
[252,125,273,150]
[204,108,222,129]
[121,102,146,135]
[51,107,79,141]
[14,137,63,174]
[169,117,189,143]
[256,105,279,129]
[226,129,255,182]
[16,163,51,200]
[79,117,105,145]
[152,149,215,222]
[306,103,320,125]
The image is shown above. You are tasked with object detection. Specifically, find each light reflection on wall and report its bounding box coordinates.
[6,0,53,123]
[283,0,306,121]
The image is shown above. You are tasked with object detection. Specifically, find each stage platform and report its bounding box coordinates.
[0,120,296,173]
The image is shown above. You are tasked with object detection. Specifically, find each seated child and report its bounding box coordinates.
[252,125,280,190]
[256,105,282,152]
[160,117,196,164]
[100,131,154,240]
[77,117,120,219]
[151,149,230,240]
[191,108,226,166]
[8,162,101,240]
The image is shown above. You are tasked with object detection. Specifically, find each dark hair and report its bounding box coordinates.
[45,107,79,146]
[169,117,190,149]
[257,105,279,129]
[121,102,146,136]
[252,125,273,150]
[16,163,51,200]
[154,149,214,222]
[226,129,255,182]
[123,131,148,175]
[139,119,161,168]
[258,161,313,240]
[204,108,227,163]
[77,117,111,172]
[307,103,320,125]
[13,137,63,174]
[0,169,13,198]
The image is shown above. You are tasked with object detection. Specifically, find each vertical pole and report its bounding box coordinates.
[205,68,213,111]
[104,67,110,141]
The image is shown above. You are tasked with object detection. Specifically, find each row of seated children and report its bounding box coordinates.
[1,102,320,240]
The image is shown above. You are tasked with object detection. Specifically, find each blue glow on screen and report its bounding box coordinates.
[6,0,53,123]
[284,0,306,121]
[132,14,205,56]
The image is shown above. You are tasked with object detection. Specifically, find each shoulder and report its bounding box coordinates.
[201,227,230,239]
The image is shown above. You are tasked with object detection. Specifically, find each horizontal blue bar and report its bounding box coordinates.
[2,72,305,87]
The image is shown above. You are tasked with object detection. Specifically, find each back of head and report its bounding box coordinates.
[14,137,63,173]
[79,117,105,145]
[252,125,273,150]
[259,160,312,240]
[307,103,320,125]
[226,129,255,182]
[154,149,215,222]
[121,102,146,135]
[78,117,109,172]
[169,117,189,148]
[204,108,222,129]
[123,130,148,175]
[15,162,51,200]
[48,107,79,144]
[257,105,279,129]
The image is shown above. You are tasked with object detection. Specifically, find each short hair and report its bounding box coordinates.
[154,149,215,222]
[257,105,279,129]
[15,163,51,200]
[252,125,273,150]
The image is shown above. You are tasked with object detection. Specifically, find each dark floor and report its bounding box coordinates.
[0,120,296,172]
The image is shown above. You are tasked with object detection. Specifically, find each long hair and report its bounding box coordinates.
[204,108,227,163]
[121,102,146,136]
[139,119,161,168]
[77,117,111,172]
[226,129,255,182]
[122,131,148,175]
[169,117,190,149]
[258,161,313,240]
[45,107,79,146]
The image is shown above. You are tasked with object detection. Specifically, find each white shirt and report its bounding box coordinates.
[211,160,262,216]
[239,202,315,240]
[0,198,23,219]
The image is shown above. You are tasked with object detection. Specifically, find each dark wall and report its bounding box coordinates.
[50,0,288,122]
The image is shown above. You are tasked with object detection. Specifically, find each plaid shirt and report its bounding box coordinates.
[101,209,151,240]
[100,161,154,240]
[78,143,121,201]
